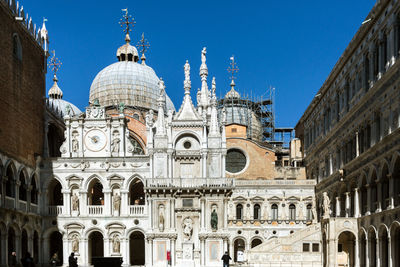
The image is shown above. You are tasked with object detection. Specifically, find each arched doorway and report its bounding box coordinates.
[129,231,145,265]
[89,231,104,263]
[48,179,63,206]
[129,179,145,205]
[359,231,367,267]
[33,231,39,263]
[49,231,63,265]
[21,229,28,257]
[251,238,262,248]
[379,227,389,267]
[391,224,400,267]
[233,238,245,262]
[8,227,16,256]
[88,180,104,205]
[337,231,356,267]
[368,229,377,267]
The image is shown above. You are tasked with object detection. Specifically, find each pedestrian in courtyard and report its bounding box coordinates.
[9,251,17,267]
[221,251,231,267]
[50,253,59,267]
[69,252,78,267]
[21,252,35,267]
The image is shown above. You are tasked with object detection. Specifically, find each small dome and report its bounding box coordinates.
[89,61,175,111]
[47,98,82,117]
[48,76,63,99]
[225,80,240,99]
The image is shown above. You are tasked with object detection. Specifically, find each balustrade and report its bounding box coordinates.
[48,205,63,215]
[129,205,145,215]
[88,205,103,215]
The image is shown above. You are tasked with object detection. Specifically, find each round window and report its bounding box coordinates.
[183,141,191,149]
[226,149,247,173]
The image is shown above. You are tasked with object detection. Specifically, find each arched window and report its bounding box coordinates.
[236,204,243,220]
[289,204,296,221]
[12,33,22,61]
[88,180,104,205]
[5,165,15,198]
[129,179,145,205]
[253,204,261,220]
[19,172,27,201]
[306,204,312,221]
[31,176,38,204]
[271,204,278,220]
[251,238,262,248]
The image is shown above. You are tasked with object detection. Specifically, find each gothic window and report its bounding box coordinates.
[271,204,278,220]
[289,204,296,221]
[226,149,246,173]
[12,33,22,61]
[19,172,27,201]
[88,180,104,205]
[236,204,243,220]
[31,176,38,204]
[306,204,312,221]
[5,165,15,198]
[253,204,261,220]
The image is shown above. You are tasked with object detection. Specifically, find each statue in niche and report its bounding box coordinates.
[312,197,317,220]
[158,205,165,232]
[228,203,234,220]
[111,131,120,153]
[72,193,79,211]
[281,202,286,220]
[322,192,331,218]
[245,203,251,220]
[112,234,120,253]
[211,207,218,231]
[145,110,154,128]
[72,132,79,152]
[113,192,121,213]
[182,217,193,241]
[72,234,79,252]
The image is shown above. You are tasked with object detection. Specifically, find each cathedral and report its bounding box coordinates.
[1,0,399,267]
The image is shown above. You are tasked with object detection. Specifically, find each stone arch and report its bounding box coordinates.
[124,174,144,189]
[380,161,390,210]
[5,161,17,198]
[391,152,400,206]
[129,229,145,265]
[250,236,263,248]
[360,174,368,216]
[378,224,390,267]
[84,174,106,191]
[368,226,378,267]
[30,173,38,205]
[48,178,63,206]
[44,175,67,192]
[85,227,105,239]
[359,227,368,267]
[233,236,246,262]
[173,130,201,145]
[337,231,356,267]
[128,176,145,205]
[390,221,400,267]
[87,178,104,206]
[18,168,28,202]
[87,229,104,262]
[368,167,378,213]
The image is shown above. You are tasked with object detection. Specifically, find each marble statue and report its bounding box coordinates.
[201,47,206,64]
[184,60,190,81]
[113,193,121,213]
[323,192,331,218]
[72,193,79,211]
[111,132,120,153]
[72,235,79,252]
[146,110,154,128]
[182,217,193,240]
[211,208,218,230]
[112,234,120,253]
[118,102,125,113]
[159,205,165,232]
[72,132,79,152]
[312,197,317,220]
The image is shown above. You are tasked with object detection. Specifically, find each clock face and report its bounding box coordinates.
[84,129,107,152]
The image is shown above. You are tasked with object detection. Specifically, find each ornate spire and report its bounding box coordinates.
[119,8,135,44]
[209,77,220,136]
[155,79,166,136]
[199,47,209,108]
[137,32,150,65]
[48,50,63,99]
[40,17,49,53]
[184,60,191,94]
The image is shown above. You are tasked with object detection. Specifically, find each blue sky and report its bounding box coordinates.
[23,0,375,128]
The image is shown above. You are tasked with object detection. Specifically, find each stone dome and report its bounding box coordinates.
[89,34,175,112]
[47,98,82,117]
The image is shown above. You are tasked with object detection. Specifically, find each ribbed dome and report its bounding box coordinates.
[89,61,175,111]
[225,80,240,99]
[47,98,82,117]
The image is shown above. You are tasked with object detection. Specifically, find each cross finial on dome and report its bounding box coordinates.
[48,50,63,99]
[119,8,135,43]
[227,55,239,83]
[137,32,150,65]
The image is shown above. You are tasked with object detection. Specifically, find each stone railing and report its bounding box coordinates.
[48,205,63,216]
[129,205,146,215]
[5,196,14,209]
[146,178,234,188]
[234,179,316,187]
[30,203,38,213]
[19,200,27,212]
[88,205,103,215]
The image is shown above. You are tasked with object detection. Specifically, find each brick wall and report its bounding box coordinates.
[0,3,46,168]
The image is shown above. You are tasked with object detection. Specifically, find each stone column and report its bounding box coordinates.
[122,237,129,267]
[366,184,371,215]
[345,192,350,218]
[354,239,360,267]
[389,14,397,66]
[62,189,71,215]
[80,191,87,216]
[202,152,207,179]
[28,234,34,258]
[354,188,360,218]
[378,33,385,79]
[148,199,153,230]
[200,237,205,266]
[63,236,69,267]
[388,174,394,209]
[104,189,112,216]
[369,44,375,86]
[328,237,337,267]
[120,189,129,216]
[377,181,382,212]
[15,180,20,210]
[388,237,392,267]
[376,238,381,267]
[104,237,110,257]
[356,131,360,157]
[170,198,175,229]
[223,198,228,229]
[171,237,176,267]
[201,198,205,231]
[81,238,89,267]
[336,197,341,217]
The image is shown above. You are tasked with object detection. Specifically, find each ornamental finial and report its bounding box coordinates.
[119,8,135,43]
[49,50,62,79]
[137,32,150,65]
[227,55,239,82]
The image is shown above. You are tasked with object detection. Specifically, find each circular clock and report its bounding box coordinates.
[84,129,107,152]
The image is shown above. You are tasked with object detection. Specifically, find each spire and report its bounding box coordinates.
[184,60,191,94]
[209,77,220,136]
[155,79,166,136]
[40,17,49,53]
[48,50,63,99]
[137,33,150,65]
[225,56,240,99]
[199,47,210,108]
[117,9,139,62]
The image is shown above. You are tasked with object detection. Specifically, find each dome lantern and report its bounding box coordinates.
[117,8,139,62]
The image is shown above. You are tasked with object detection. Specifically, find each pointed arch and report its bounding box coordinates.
[128,177,145,205]
[84,174,106,191]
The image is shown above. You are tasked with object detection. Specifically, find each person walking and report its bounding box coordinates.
[221,251,232,267]
[9,251,17,267]
[21,252,35,267]
[50,253,59,267]
[68,252,78,267]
